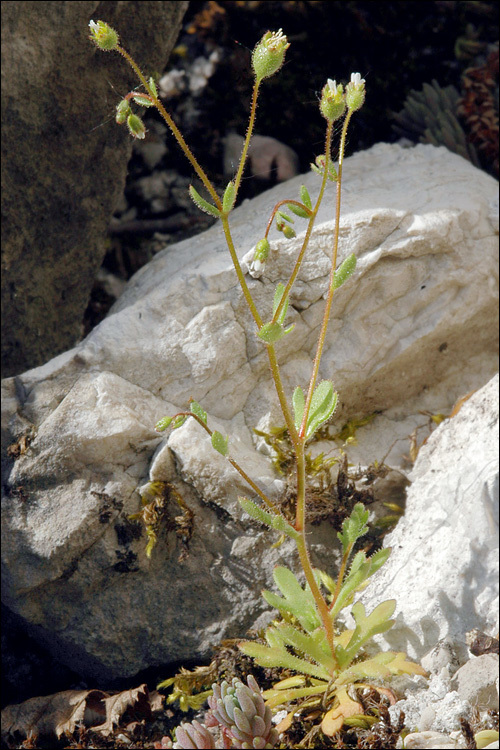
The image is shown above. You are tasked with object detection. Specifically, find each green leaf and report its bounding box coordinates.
[277,210,294,223]
[335,600,396,670]
[287,203,310,218]
[222,180,236,213]
[300,185,312,209]
[337,503,370,553]
[305,380,338,438]
[273,283,289,325]
[333,253,357,289]
[292,386,305,431]
[155,416,173,431]
[262,567,321,633]
[188,185,222,218]
[238,497,300,540]
[238,637,331,680]
[211,431,228,456]
[190,401,207,424]
[132,93,155,107]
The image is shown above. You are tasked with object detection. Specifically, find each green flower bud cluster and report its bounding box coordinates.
[252,29,290,82]
[276,210,296,239]
[319,72,366,122]
[345,72,366,111]
[207,675,279,749]
[88,20,119,51]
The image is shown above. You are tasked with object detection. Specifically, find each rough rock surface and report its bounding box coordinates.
[1,0,188,376]
[1,143,498,682]
[359,373,499,660]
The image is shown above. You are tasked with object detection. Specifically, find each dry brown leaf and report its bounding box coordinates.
[1,683,157,743]
[1,688,107,741]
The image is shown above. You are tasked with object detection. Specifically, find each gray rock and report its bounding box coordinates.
[1,143,498,682]
[1,0,188,376]
[450,654,500,709]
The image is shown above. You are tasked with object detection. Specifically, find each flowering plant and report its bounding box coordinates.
[90,22,425,744]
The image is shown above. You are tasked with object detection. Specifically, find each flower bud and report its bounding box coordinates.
[115,98,131,124]
[320,79,346,122]
[252,29,289,82]
[250,238,270,274]
[345,72,366,111]
[127,113,146,140]
[282,225,296,239]
[88,20,119,51]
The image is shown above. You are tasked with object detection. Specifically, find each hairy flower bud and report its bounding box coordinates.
[115,98,131,124]
[345,72,366,111]
[127,113,146,140]
[252,29,289,82]
[320,78,346,122]
[250,238,270,274]
[88,19,119,51]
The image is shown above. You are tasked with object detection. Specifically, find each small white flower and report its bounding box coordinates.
[350,72,365,88]
[327,78,340,96]
[88,20,99,32]
[250,258,264,275]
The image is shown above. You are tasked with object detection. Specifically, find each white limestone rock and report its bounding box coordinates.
[359,374,499,659]
[1,143,498,682]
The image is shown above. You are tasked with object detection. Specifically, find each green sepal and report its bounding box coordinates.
[277,210,294,223]
[171,415,188,430]
[132,93,155,107]
[190,401,207,424]
[148,76,158,97]
[155,415,173,431]
[238,497,300,540]
[292,386,305,431]
[211,430,229,456]
[305,380,338,438]
[333,253,357,289]
[300,185,312,209]
[188,185,222,218]
[222,181,236,213]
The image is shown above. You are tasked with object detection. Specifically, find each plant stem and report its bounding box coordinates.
[271,120,333,326]
[117,46,222,209]
[298,110,352,440]
[233,81,260,198]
